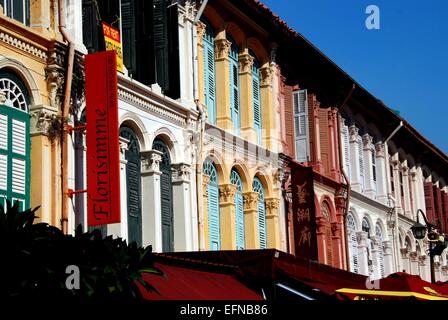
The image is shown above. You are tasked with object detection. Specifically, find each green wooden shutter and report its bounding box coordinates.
[0,105,30,211]
[81,0,101,53]
[134,0,155,85]
[251,55,261,145]
[202,20,216,124]
[231,169,244,250]
[293,90,309,162]
[153,139,173,252]
[203,160,220,250]
[120,126,142,246]
[253,177,266,249]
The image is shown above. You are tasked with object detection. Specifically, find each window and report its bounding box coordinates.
[347,213,359,273]
[253,177,266,249]
[228,36,240,133]
[153,138,173,252]
[120,126,142,246]
[231,169,244,250]
[202,19,216,124]
[293,89,309,162]
[250,51,262,145]
[375,224,385,279]
[321,203,333,266]
[0,72,30,212]
[203,159,220,250]
[1,0,30,25]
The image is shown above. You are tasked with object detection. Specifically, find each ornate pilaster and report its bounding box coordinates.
[383,240,392,255]
[171,163,191,183]
[362,134,373,151]
[260,65,273,87]
[214,39,231,61]
[238,53,254,74]
[30,109,59,135]
[265,197,281,249]
[356,231,368,246]
[243,192,259,211]
[119,137,130,162]
[196,21,206,46]
[219,184,237,204]
[140,150,163,174]
[349,125,359,143]
[375,142,385,158]
[45,52,65,110]
[419,255,427,266]
[202,174,210,195]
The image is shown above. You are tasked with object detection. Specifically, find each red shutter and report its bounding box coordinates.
[318,109,330,174]
[433,186,443,232]
[443,192,448,234]
[284,85,295,157]
[424,182,435,224]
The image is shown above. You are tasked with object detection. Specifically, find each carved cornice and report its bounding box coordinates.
[260,65,273,86]
[141,150,163,173]
[172,163,191,182]
[243,192,259,211]
[219,184,237,204]
[238,53,254,74]
[214,39,231,61]
[0,31,48,61]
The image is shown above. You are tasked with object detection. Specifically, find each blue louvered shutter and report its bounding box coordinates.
[293,90,310,162]
[203,23,216,124]
[251,56,261,145]
[229,39,240,133]
[253,177,266,249]
[203,160,220,250]
[231,169,244,250]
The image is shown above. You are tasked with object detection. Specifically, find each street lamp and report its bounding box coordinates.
[410,209,448,283]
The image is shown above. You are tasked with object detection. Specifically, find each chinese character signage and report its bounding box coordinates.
[85,51,121,226]
[291,165,318,260]
[102,22,124,73]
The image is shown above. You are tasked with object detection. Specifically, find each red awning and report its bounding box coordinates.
[139,262,263,300]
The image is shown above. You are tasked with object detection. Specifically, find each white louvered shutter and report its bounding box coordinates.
[293,89,309,162]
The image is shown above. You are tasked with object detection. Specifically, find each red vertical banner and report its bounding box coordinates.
[85,51,121,226]
[290,164,318,260]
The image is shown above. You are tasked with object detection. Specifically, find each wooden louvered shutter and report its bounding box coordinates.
[134,0,155,85]
[166,3,180,98]
[230,60,240,132]
[252,67,261,144]
[424,182,435,224]
[0,113,8,206]
[326,222,333,266]
[82,0,101,53]
[284,85,295,157]
[434,186,444,232]
[235,192,244,250]
[153,0,169,89]
[293,90,310,162]
[318,109,330,173]
[357,136,364,191]
[350,232,359,273]
[203,33,216,124]
[121,0,136,76]
[160,167,173,252]
[342,125,351,180]
[258,200,266,249]
[443,192,448,234]
[208,183,220,250]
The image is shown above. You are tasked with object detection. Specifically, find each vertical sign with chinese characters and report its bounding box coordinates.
[102,22,124,73]
[85,51,121,226]
[291,165,318,260]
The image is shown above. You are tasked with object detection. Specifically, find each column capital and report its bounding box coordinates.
[141,149,163,174]
[401,165,409,175]
[260,65,274,87]
[265,197,280,210]
[375,142,385,158]
[362,133,373,151]
[400,247,410,258]
[356,231,368,246]
[383,240,393,255]
[196,21,206,46]
[418,255,427,266]
[219,184,237,204]
[172,163,191,183]
[214,39,231,61]
[391,159,401,168]
[238,52,254,74]
[243,191,259,211]
[119,136,130,161]
[410,251,419,261]
[349,125,359,143]
[30,107,59,136]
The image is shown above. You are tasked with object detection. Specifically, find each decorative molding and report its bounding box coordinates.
[327,111,336,122]
[383,240,393,255]
[260,65,273,86]
[265,198,280,210]
[410,251,418,261]
[119,136,130,161]
[418,255,427,266]
[196,21,206,46]
[179,1,197,24]
[356,231,368,245]
[45,52,65,109]
[214,39,231,61]
[331,222,341,236]
[219,184,237,204]
[362,134,373,150]
[349,125,359,143]
[171,163,191,182]
[238,53,254,74]
[400,247,409,258]
[375,142,384,158]
[243,192,259,211]
[202,174,210,197]
[30,108,58,135]
[141,150,163,173]
[0,31,47,61]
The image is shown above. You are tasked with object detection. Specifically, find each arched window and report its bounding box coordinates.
[347,213,359,273]
[252,177,266,249]
[250,51,261,145]
[228,36,240,133]
[203,159,220,250]
[375,223,385,279]
[120,126,142,246]
[153,138,173,252]
[0,71,30,211]
[201,18,216,124]
[321,202,333,266]
[231,169,244,250]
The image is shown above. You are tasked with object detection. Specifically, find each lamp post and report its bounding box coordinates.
[410,209,447,283]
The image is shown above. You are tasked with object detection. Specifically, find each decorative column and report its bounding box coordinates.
[140,150,163,251]
[349,126,362,193]
[260,64,275,149]
[441,266,448,282]
[219,184,237,250]
[410,251,419,276]
[401,163,412,218]
[375,142,388,204]
[383,240,393,277]
[328,111,339,180]
[400,247,410,272]
[196,21,206,106]
[362,134,375,198]
[171,163,192,251]
[243,192,260,249]
[357,231,370,276]
[410,168,421,218]
[265,197,281,249]
[419,255,429,282]
[238,51,256,142]
[331,221,343,269]
[391,157,402,212]
[201,175,210,250]
[371,236,380,279]
[214,38,233,130]
[434,261,442,282]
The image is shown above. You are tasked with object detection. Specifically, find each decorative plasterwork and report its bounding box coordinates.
[259,65,273,86]
[141,150,163,173]
[356,231,368,246]
[243,192,259,211]
[45,52,65,109]
[349,125,359,143]
[418,255,427,266]
[214,39,231,61]
[179,1,197,24]
[119,136,130,161]
[172,163,191,182]
[196,21,206,46]
[362,134,373,150]
[0,31,48,61]
[30,108,58,135]
[219,184,237,204]
[375,142,385,158]
[265,198,280,210]
[238,53,254,74]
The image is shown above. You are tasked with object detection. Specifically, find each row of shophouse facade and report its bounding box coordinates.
[1,0,448,282]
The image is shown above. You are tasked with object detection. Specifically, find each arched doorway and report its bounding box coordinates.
[231,169,244,250]
[153,138,173,252]
[120,126,142,246]
[203,159,220,250]
[252,177,266,249]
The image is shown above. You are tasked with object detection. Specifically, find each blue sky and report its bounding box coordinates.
[261,0,448,153]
